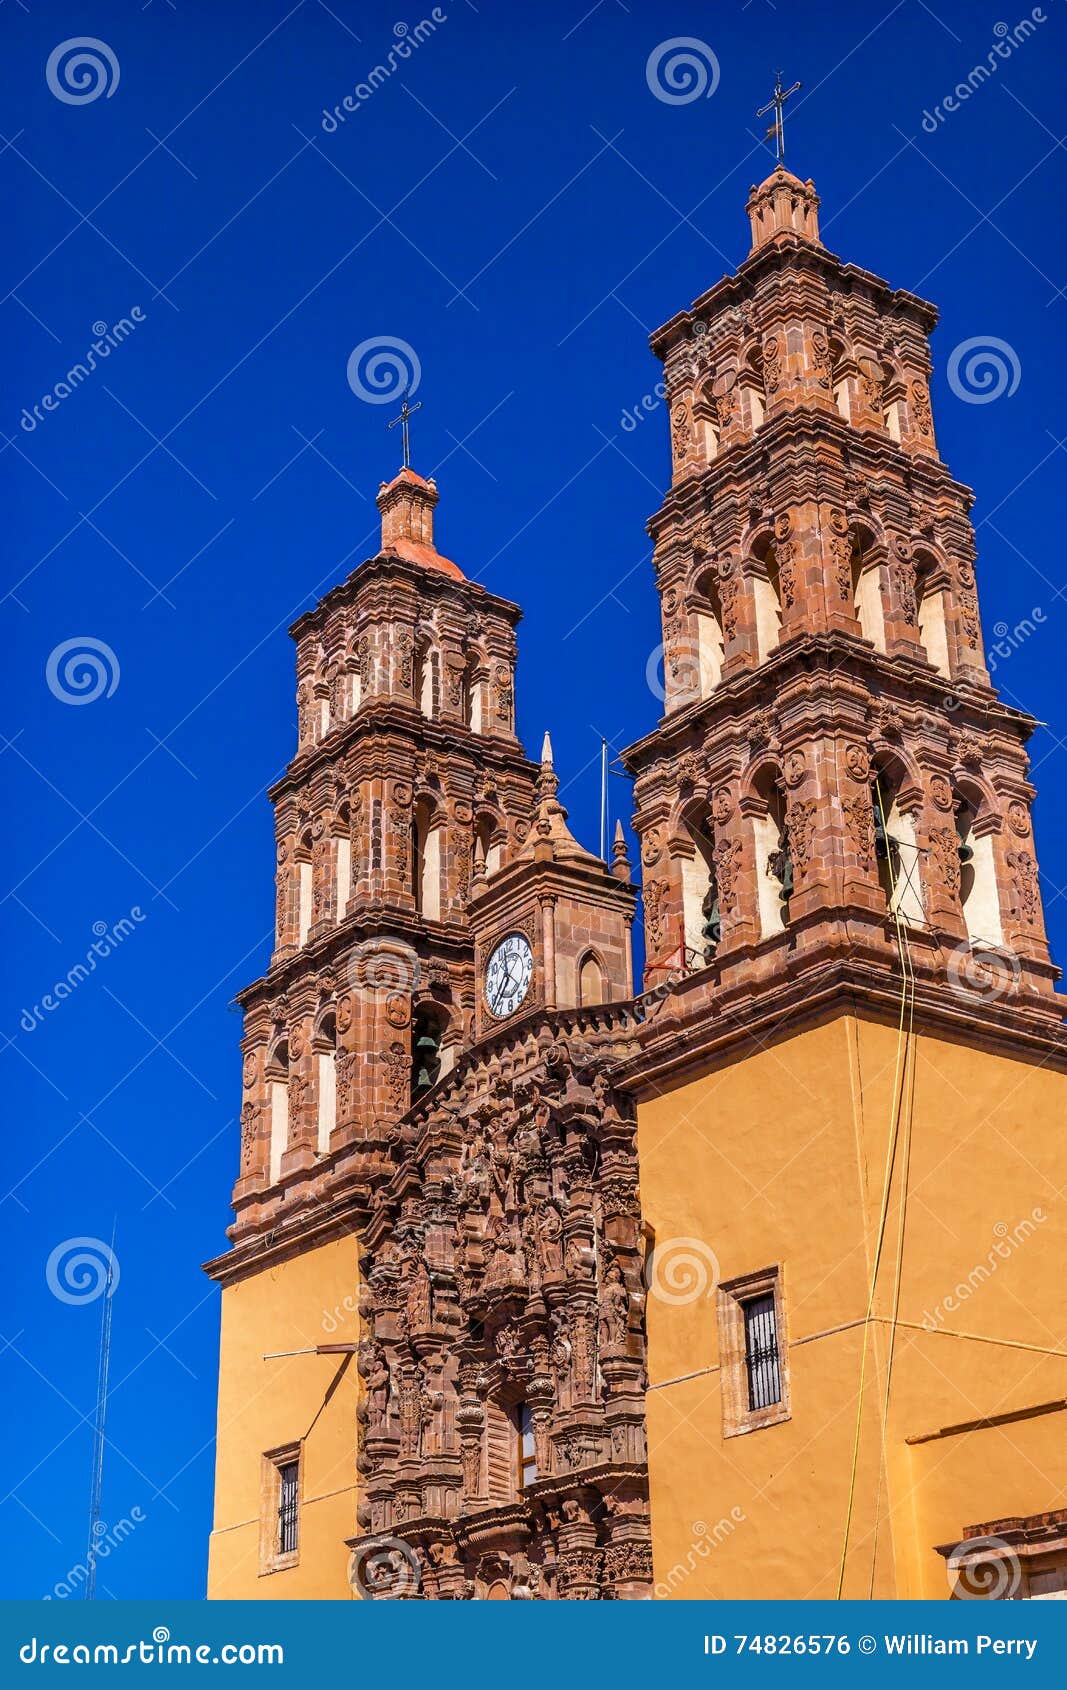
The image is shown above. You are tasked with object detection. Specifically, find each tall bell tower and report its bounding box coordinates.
[620,163,1067,1602]
[627,162,1056,1016]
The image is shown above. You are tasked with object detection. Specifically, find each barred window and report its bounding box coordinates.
[278,1460,299,1556]
[743,1292,782,1411]
[717,1266,790,1437]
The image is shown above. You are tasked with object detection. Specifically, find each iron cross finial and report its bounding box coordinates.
[756,72,802,167]
[388,388,423,469]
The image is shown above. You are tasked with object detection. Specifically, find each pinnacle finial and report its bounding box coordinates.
[541,731,554,767]
[611,819,632,882]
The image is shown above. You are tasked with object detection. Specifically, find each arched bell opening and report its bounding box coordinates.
[265,1037,290,1184]
[410,1002,450,1104]
[871,761,924,926]
[312,1009,337,1156]
[954,780,1003,947]
[749,767,790,937]
[678,800,720,966]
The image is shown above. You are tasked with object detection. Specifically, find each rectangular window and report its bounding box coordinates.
[260,1443,301,1573]
[717,1266,790,1437]
[515,1402,537,1489]
[278,1460,299,1556]
[743,1292,782,1411]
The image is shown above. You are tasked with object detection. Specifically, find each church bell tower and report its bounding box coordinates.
[619,159,1067,1602]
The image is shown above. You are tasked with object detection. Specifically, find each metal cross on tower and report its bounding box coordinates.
[388,389,422,469]
[757,72,802,167]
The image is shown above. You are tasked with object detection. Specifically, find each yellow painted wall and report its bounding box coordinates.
[638,1013,1067,1599]
[207,1234,362,1599]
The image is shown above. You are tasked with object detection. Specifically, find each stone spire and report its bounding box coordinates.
[516,732,601,865]
[611,819,632,883]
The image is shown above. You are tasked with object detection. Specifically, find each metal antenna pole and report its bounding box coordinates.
[599,737,608,860]
[84,1229,116,1600]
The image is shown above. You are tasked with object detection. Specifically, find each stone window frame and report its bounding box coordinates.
[717,1264,791,1439]
[259,1440,302,1575]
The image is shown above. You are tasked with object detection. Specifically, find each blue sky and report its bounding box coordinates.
[2,0,1064,1600]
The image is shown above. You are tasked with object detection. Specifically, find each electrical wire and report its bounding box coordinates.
[835,779,916,1600]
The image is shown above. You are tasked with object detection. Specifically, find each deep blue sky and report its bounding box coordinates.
[2,0,1064,1600]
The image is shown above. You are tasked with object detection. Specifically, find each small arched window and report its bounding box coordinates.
[680,804,720,967]
[474,812,503,878]
[871,770,923,925]
[412,799,441,919]
[413,638,436,718]
[265,1038,289,1184]
[693,569,726,697]
[411,1004,448,1104]
[955,791,1003,946]
[751,772,790,938]
[296,833,313,946]
[578,952,609,1007]
[750,535,783,662]
[850,530,887,652]
[334,805,351,921]
[916,558,951,679]
[314,1010,336,1156]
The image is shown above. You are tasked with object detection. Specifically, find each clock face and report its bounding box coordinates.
[484,933,534,1019]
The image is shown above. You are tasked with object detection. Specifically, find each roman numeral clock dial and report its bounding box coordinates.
[484,932,533,1020]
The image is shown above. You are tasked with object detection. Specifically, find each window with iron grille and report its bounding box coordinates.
[717,1266,790,1436]
[277,1460,299,1557]
[743,1292,782,1411]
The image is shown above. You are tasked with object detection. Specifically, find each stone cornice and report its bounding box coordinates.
[611,951,1067,1101]
[289,551,522,643]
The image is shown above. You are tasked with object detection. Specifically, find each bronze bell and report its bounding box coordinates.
[412,1029,441,1094]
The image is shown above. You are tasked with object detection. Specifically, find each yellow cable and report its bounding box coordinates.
[835,779,914,1599]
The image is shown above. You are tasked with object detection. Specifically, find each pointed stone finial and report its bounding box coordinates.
[538,731,560,802]
[470,833,488,897]
[611,819,632,883]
